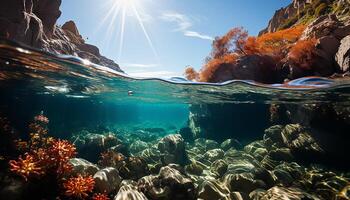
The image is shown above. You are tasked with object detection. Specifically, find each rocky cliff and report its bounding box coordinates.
[0,0,123,72]
[259,0,350,35]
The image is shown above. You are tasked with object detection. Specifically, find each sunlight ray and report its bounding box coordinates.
[118,6,127,60]
[131,3,159,62]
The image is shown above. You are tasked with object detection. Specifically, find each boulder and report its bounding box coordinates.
[336,35,350,72]
[114,185,148,200]
[138,166,196,200]
[301,14,342,39]
[93,167,122,194]
[204,149,225,163]
[0,0,123,72]
[130,140,149,154]
[157,134,189,166]
[210,159,228,177]
[198,180,231,200]
[69,158,99,176]
[259,186,318,200]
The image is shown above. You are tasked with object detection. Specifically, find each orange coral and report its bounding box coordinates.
[9,154,44,181]
[92,193,110,200]
[63,175,95,199]
[46,139,76,175]
[34,114,49,124]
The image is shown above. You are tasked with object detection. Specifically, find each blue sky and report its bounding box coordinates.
[58,0,290,77]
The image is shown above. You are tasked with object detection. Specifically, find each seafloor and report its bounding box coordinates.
[0,114,349,200]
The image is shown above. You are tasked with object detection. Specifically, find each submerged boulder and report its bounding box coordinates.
[114,185,148,200]
[157,134,189,166]
[93,167,122,194]
[69,158,99,176]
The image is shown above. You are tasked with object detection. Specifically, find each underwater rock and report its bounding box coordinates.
[272,162,303,185]
[157,134,189,166]
[224,173,265,194]
[140,147,162,165]
[197,180,231,200]
[220,139,242,151]
[210,159,228,177]
[138,165,196,200]
[194,138,219,152]
[244,141,268,161]
[259,186,318,200]
[118,157,150,181]
[204,149,224,163]
[93,167,122,194]
[130,140,149,154]
[73,133,119,162]
[69,158,99,176]
[0,176,26,200]
[268,148,294,162]
[225,154,259,174]
[185,160,204,176]
[114,185,148,200]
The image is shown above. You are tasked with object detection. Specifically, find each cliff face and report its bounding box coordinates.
[0,0,123,72]
[259,0,350,35]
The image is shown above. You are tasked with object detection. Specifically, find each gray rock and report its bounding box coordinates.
[69,158,99,176]
[198,180,231,200]
[259,186,318,200]
[130,140,149,154]
[93,167,122,194]
[336,35,350,72]
[204,149,225,163]
[157,134,189,165]
[114,185,148,200]
[210,159,228,177]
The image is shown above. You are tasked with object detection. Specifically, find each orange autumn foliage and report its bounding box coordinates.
[199,54,237,82]
[188,25,307,82]
[288,38,317,70]
[210,27,248,59]
[63,175,95,199]
[244,25,306,58]
[184,66,199,81]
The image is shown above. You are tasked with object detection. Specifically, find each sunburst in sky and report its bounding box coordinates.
[99,0,158,63]
[59,0,290,77]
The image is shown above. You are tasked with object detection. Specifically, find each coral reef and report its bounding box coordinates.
[63,174,95,199]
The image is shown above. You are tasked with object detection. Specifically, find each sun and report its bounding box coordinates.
[99,0,158,62]
[119,0,138,9]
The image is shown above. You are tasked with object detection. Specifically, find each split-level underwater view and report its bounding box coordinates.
[1,0,350,199]
[1,39,350,200]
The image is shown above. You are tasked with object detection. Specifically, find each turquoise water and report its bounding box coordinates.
[1,39,350,199]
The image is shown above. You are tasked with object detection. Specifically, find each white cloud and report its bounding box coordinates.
[184,31,214,41]
[160,11,212,41]
[160,12,192,31]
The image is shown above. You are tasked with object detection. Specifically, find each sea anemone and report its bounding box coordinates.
[47,139,76,174]
[34,114,49,124]
[63,175,95,199]
[92,193,110,200]
[9,153,44,181]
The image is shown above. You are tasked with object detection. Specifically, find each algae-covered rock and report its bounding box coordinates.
[185,160,204,176]
[130,140,149,154]
[114,185,148,200]
[198,180,231,200]
[69,158,99,176]
[210,159,228,177]
[204,149,225,163]
[259,186,318,200]
[158,134,189,166]
[93,167,122,194]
